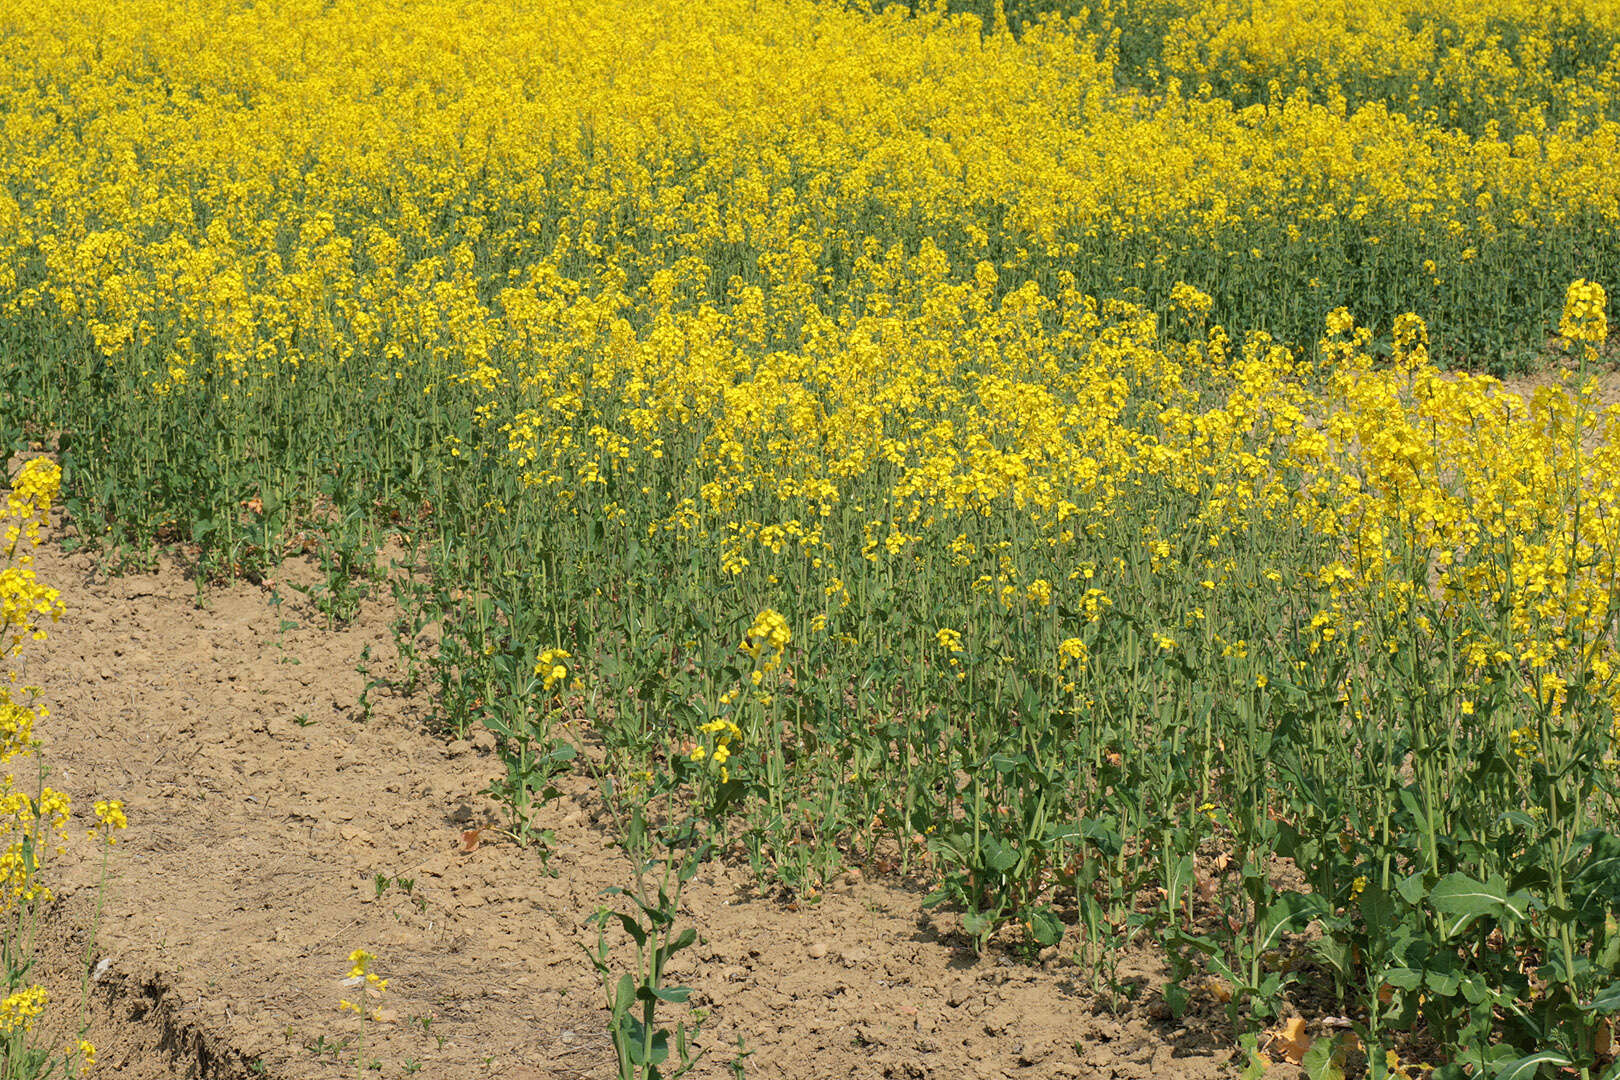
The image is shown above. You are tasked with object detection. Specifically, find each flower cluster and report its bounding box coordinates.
[92,799,128,843]
[0,985,48,1036]
[742,609,791,694]
[338,948,389,1021]
[743,609,791,659]
[1560,278,1609,360]
[2,459,60,559]
[689,718,743,783]
[533,647,572,694]
[1,461,64,660]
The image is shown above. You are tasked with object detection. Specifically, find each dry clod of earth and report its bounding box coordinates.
[34,532,1261,1079]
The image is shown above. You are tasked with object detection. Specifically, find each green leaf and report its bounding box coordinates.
[1491,1050,1571,1080]
[1425,966,1462,998]
[1312,932,1353,979]
[612,973,636,1014]
[1237,1032,1267,1080]
[624,1024,670,1067]
[962,910,996,941]
[1458,972,1493,1006]
[1361,883,1397,931]
[615,912,649,947]
[1257,891,1320,955]
[1398,787,1431,836]
[657,928,699,969]
[1601,932,1620,973]
[1394,872,1427,907]
[1302,1035,1345,1080]
[1429,873,1532,936]
[1028,908,1063,947]
[1508,864,1551,893]
[1078,817,1123,857]
[1584,983,1620,1013]
[1384,968,1423,991]
[985,838,1019,874]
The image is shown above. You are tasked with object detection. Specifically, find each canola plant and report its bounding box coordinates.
[3,0,1620,1073]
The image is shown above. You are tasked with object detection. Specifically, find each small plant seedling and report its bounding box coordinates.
[306,1034,351,1059]
[411,1014,447,1050]
[374,874,427,914]
[729,1036,753,1079]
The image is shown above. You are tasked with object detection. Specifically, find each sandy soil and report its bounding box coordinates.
[22,530,1253,1080]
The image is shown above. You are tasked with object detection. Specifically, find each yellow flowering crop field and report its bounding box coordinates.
[4,0,1620,1073]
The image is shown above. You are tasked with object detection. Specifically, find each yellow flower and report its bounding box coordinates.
[93,798,128,840]
[0,985,48,1035]
[744,609,791,657]
[1560,278,1608,353]
[533,648,572,693]
[346,949,375,980]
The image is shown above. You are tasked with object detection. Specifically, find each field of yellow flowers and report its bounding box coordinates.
[3,0,1620,1074]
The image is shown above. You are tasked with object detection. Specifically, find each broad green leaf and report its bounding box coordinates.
[962,911,995,940]
[1302,1035,1345,1080]
[1028,908,1063,947]
[1394,872,1427,907]
[1429,873,1532,936]
[1257,891,1320,954]
[660,927,699,964]
[613,973,636,1014]
[1585,983,1620,1013]
[986,840,1019,874]
[615,912,648,946]
[1491,1050,1571,1080]
[1384,968,1422,991]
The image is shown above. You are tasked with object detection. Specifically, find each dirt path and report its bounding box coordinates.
[28,530,1238,1080]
